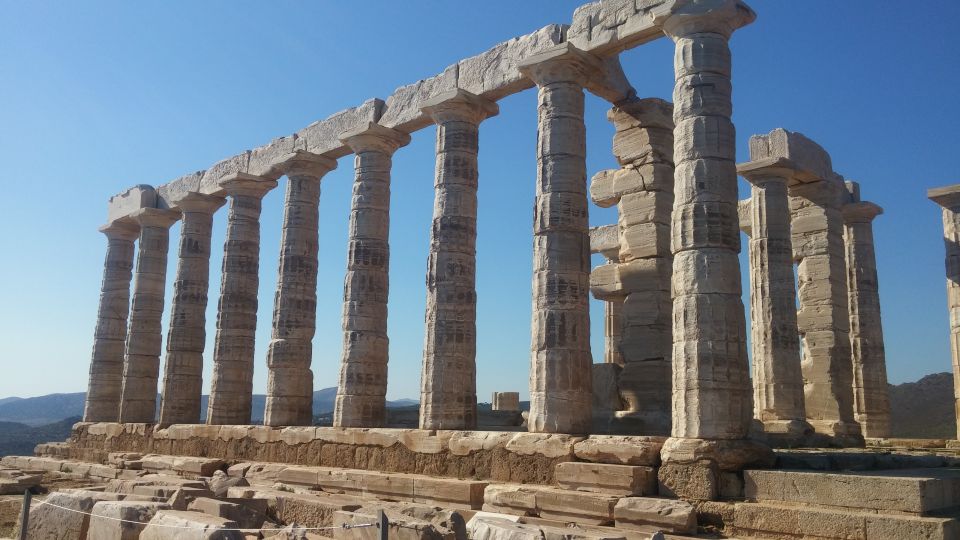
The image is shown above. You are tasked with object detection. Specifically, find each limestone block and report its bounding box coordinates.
[188,497,265,530]
[657,461,717,501]
[379,64,458,132]
[555,462,656,496]
[140,510,243,540]
[173,456,224,477]
[482,484,617,525]
[612,126,673,166]
[614,497,696,534]
[589,224,619,258]
[468,517,544,540]
[447,431,514,456]
[88,501,170,540]
[491,392,521,412]
[573,436,664,466]
[295,99,384,159]
[107,185,157,222]
[748,128,832,181]
[157,172,204,209]
[458,24,565,101]
[505,433,581,459]
[198,152,251,195]
[566,0,666,56]
[23,491,122,540]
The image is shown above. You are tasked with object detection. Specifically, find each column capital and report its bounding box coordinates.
[98,219,140,240]
[339,122,411,155]
[219,172,278,198]
[172,192,226,215]
[841,201,883,224]
[420,89,499,125]
[738,198,752,237]
[737,157,818,187]
[130,207,180,228]
[518,43,604,86]
[929,184,960,210]
[658,0,756,39]
[275,150,338,179]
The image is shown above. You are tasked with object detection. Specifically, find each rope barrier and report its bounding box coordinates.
[30,498,378,533]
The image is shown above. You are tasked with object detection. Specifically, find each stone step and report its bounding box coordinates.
[481,484,619,525]
[744,468,960,515]
[555,462,657,496]
[731,501,960,540]
[276,465,488,509]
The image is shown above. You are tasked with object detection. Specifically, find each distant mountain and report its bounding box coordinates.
[889,372,956,439]
[0,417,78,457]
[0,388,416,426]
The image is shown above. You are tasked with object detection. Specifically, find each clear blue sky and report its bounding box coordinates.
[1,1,958,401]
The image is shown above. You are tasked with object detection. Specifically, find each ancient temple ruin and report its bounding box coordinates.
[9,1,960,539]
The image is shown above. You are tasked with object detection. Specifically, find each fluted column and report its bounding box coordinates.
[738,159,811,438]
[207,173,277,425]
[418,90,498,430]
[662,2,755,440]
[929,184,960,440]
[118,208,180,423]
[843,200,890,438]
[83,219,140,422]
[519,43,602,434]
[264,152,338,427]
[333,122,410,428]
[603,297,624,366]
[790,179,862,443]
[157,193,225,426]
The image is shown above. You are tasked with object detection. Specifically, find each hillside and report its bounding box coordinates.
[0,388,415,426]
[889,372,956,439]
[0,417,78,457]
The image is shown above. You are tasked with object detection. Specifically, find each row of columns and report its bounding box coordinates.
[84,1,762,441]
[739,159,890,441]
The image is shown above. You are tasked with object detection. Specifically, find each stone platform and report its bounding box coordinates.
[63,423,664,485]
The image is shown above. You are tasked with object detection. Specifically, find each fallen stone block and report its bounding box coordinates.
[140,510,244,540]
[87,500,170,540]
[482,484,617,525]
[614,497,696,535]
[23,490,141,540]
[174,457,225,477]
[189,497,265,530]
[555,462,656,496]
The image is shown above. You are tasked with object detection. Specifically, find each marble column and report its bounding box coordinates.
[519,43,602,434]
[738,159,811,438]
[264,152,338,427]
[83,219,140,422]
[842,199,890,438]
[661,2,755,440]
[929,184,960,440]
[603,298,624,366]
[118,208,180,423]
[157,193,225,426]
[207,173,277,425]
[418,90,498,431]
[333,122,410,428]
[790,179,862,442]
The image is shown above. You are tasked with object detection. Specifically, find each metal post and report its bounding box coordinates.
[377,509,388,540]
[18,489,32,540]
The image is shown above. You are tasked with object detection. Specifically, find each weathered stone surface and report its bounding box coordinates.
[379,65,458,133]
[207,174,277,426]
[482,484,617,525]
[140,510,244,540]
[843,200,891,438]
[744,468,960,514]
[24,491,124,540]
[88,500,170,540]
[188,497,264,530]
[264,153,338,428]
[334,123,410,429]
[614,497,696,534]
[573,436,664,466]
[159,193,226,426]
[118,208,181,424]
[296,99,385,160]
[459,25,565,101]
[84,220,140,423]
[555,462,656,496]
[419,91,498,431]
